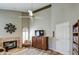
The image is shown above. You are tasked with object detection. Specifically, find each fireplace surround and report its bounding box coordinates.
[3,40,17,52]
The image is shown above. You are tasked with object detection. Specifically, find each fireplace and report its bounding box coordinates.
[3,40,17,52]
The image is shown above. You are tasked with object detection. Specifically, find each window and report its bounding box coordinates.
[22,28,28,43]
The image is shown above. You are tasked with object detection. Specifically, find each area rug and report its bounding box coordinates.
[4,47,62,55]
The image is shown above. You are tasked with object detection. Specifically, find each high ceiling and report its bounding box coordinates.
[0,3,50,12]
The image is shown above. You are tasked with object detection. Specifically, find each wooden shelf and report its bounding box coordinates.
[73,48,78,54]
[73,33,78,36]
[73,48,78,51]
[73,41,78,45]
[73,20,79,55]
[73,20,79,27]
[73,22,78,28]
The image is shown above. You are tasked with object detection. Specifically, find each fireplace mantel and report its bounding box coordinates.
[3,40,17,52]
[0,37,22,49]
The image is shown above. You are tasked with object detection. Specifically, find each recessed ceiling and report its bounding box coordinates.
[0,3,50,12]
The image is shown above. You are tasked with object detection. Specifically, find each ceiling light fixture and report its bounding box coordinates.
[27,10,33,16]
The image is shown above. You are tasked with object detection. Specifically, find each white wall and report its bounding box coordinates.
[50,4,73,55]
[30,4,72,54]
[0,10,22,38]
[30,3,79,55]
[51,3,79,55]
[30,8,51,47]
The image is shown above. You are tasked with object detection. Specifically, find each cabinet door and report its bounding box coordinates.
[36,37,42,49]
[32,37,36,48]
[42,37,48,50]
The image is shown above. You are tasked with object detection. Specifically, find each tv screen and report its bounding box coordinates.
[35,30,44,36]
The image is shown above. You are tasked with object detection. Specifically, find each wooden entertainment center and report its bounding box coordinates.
[32,36,48,50]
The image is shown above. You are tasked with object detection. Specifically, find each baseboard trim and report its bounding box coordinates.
[48,49,63,55]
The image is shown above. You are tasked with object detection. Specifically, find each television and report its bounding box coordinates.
[35,30,44,36]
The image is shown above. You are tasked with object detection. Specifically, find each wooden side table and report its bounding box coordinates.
[0,49,4,52]
[22,43,31,48]
[0,48,5,55]
[0,47,5,52]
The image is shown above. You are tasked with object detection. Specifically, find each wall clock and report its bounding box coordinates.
[4,23,17,34]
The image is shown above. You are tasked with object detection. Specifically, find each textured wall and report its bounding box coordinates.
[0,10,22,38]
